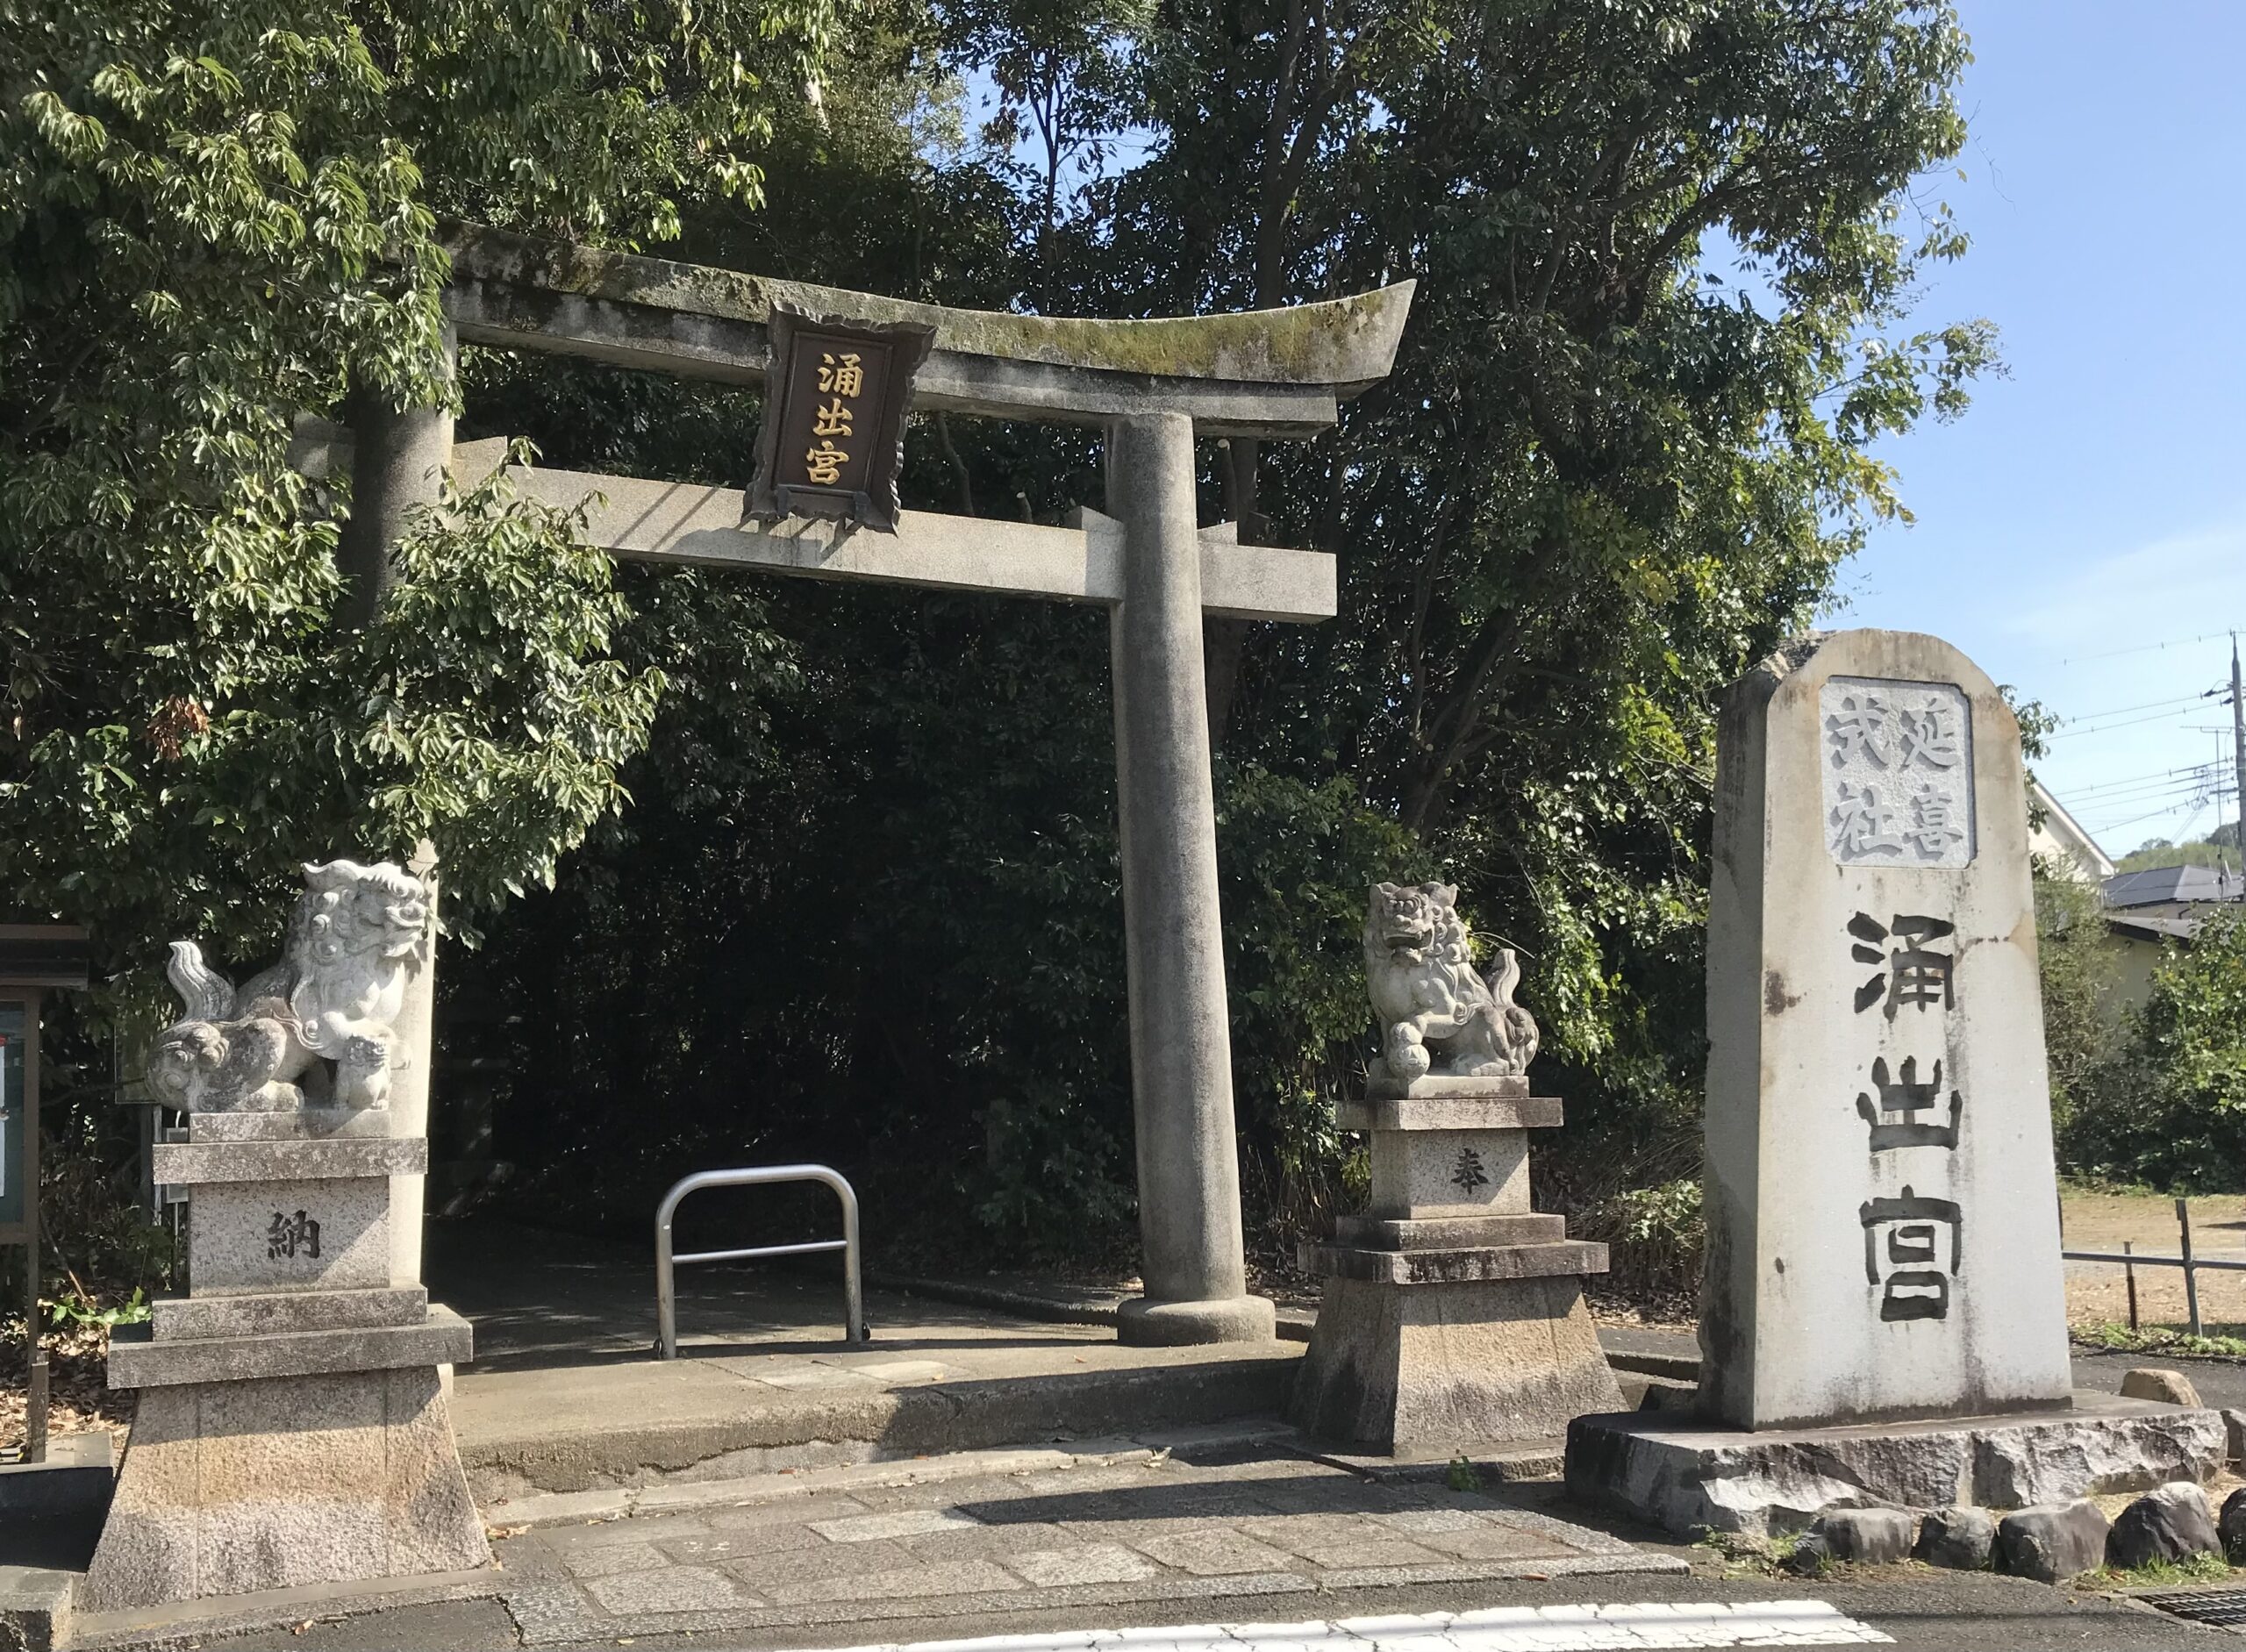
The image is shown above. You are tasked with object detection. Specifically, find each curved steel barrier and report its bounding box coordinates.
[654,1164,865,1358]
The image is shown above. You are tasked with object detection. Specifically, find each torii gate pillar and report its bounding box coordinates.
[1106,413,1272,1343]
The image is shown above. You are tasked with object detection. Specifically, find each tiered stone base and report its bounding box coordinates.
[1291,1076,1622,1450]
[1291,1273,1622,1448]
[82,1108,491,1610]
[84,1364,488,1610]
[1564,1394,2231,1538]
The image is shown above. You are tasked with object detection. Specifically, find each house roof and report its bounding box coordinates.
[2031,781,2116,879]
[2107,912,2202,945]
[2102,864,2246,909]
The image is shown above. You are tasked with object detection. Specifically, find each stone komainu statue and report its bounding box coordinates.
[150,859,430,1112]
[1364,881,1538,1085]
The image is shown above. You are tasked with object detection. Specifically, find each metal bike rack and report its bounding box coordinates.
[654,1164,865,1358]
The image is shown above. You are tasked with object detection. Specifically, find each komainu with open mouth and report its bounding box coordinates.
[1363,880,1539,1086]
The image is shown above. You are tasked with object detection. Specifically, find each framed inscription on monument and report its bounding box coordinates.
[747,306,934,533]
[1820,676,1977,869]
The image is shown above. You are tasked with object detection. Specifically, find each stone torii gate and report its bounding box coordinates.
[346,227,1413,1347]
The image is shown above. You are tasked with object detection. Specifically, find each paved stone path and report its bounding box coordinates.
[486,1439,1682,1646]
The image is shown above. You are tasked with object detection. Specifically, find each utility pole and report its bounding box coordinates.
[2232,632,2245,893]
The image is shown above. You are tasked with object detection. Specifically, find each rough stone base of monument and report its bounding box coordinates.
[1563,1392,2228,1538]
[1291,1272,1621,1449]
[83,1364,488,1611]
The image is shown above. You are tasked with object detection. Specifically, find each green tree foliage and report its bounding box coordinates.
[441,1,1996,1258]
[2064,912,2246,1191]
[2119,829,2242,873]
[2035,862,2110,1141]
[0,0,839,968]
[1085,0,1993,1198]
[8,0,1999,1270]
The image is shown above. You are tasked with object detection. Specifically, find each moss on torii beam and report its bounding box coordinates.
[444,225,1415,438]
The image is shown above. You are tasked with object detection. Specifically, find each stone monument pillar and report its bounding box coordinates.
[1566,632,2227,1534]
[1291,883,1621,1449]
[85,859,490,1610]
[1697,629,2071,1425]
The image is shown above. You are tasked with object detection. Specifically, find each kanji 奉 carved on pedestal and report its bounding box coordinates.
[149,859,429,1112]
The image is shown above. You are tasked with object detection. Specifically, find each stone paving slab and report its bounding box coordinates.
[485,1438,1682,1645]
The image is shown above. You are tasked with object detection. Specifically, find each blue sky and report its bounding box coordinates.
[1832,0,2246,858]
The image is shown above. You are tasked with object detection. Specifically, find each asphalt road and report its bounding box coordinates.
[198,1566,2224,1652]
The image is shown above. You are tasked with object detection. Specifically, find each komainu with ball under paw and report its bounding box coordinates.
[1363,881,1538,1087]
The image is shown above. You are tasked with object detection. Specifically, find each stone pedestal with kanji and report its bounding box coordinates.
[1291,1075,1624,1450]
[84,862,490,1611]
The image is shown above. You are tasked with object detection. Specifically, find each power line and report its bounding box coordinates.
[2063,762,2228,800]
[2049,705,2209,740]
[2061,689,2221,724]
[2077,766,2233,806]
[2092,805,2234,840]
[2088,782,2238,835]
[2067,756,2228,786]
[2059,629,2243,667]
[2073,786,2219,816]
[2069,769,2227,801]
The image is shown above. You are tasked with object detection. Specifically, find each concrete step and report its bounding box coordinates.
[869,1272,1320,1341]
[482,1438,1179,1530]
[454,1340,1303,1501]
[873,1272,1706,1372]
[0,1564,76,1652]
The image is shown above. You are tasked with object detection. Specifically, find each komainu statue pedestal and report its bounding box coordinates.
[1291,1076,1622,1450]
[84,862,490,1610]
[1291,883,1620,1452]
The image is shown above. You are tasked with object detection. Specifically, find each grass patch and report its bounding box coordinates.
[2072,1321,2246,1359]
[1690,1527,1820,1577]
[2082,1551,2235,1589]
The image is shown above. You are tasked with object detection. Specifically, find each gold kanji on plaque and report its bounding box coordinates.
[749,308,933,533]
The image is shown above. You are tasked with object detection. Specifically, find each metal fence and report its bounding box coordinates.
[2062,1197,2246,1338]
[654,1163,866,1358]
